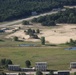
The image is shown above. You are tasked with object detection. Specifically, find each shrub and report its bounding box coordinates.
[22,20,29,25]
[25,60,31,68]
[36,29,40,33]
[13,36,18,41]
[41,37,45,45]
[36,71,43,75]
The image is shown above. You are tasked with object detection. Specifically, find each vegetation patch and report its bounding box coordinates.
[32,8,76,26]
[0,39,4,42]
[0,47,76,70]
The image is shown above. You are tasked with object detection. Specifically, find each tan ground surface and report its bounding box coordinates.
[6,24,76,44]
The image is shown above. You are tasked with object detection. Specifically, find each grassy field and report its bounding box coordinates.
[0,40,41,47]
[0,47,76,70]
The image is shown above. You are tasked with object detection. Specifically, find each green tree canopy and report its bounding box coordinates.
[41,37,45,45]
[13,36,18,41]
[36,71,43,75]
[22,20,29,25]
[74,72,76,75]
[25,60,31,68]
[0,59,6,65]
[18,73,26,75]
[36,29,40,34]
[5,59,13,67]
[0,72,6,75]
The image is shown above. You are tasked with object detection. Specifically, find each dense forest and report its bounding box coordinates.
[0,0,76,22]
[32,8,76,26]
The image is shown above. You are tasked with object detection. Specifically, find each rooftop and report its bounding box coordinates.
[35,62,47,63]
[70,62,76,64]
[8,65,20,66]
[57,70,70,72]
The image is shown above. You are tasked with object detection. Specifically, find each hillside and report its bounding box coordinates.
[0,0,76,22]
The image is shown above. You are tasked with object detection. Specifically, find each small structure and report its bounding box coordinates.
[54,70,70,75]
[8,65,20,71]
[52,8,61,11]
[58,70,70,75]
[31,11,37,16]
[0,30,4,33]
[6,73,18,75]
[35,62,47,71]
[65,47,76,50]
[1,28,9,30]
[21,68,35,72]
[70,62,76,69]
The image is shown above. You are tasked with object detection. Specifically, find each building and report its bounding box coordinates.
[54,70,70,75]
[70,62,76,69]
[6,73,18,75]
[58,70,70,75]
[21,68,35,71]
[0,30,4,33]
[31,11,37,16]
[1,28,9,30]
[35,62,47,71]
[8,65,20,71]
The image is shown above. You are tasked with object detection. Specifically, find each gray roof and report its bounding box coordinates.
[8,65,20,66]
[57,70,70,72]
[35,62,47,63]
[70,62,76,64]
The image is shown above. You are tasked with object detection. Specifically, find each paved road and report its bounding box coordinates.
[0,11,58,27]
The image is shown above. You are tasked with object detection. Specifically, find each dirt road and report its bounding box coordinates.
[0,11,58,27]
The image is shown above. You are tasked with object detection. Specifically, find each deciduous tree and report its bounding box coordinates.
[25,60,31,68]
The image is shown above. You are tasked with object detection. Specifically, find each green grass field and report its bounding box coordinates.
[0,47,76,70]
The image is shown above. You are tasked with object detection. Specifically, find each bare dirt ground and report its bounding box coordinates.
[70,69,76,73]
[5,30,40,42]
[5,24,76,44]
[38,24,76,44]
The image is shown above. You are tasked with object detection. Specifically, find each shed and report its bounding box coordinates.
[0,30,4,33]
[58,70,70,75]
[31,11,37,16]
[70,62,76,69]
[8,65,20,71]
[35,62,47,71]
[21,68,35,71]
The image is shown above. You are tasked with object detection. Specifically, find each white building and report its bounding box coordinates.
[70,62,76,69]
[8,65,20,71]
[35,62,47,71]
[6,73,18,75]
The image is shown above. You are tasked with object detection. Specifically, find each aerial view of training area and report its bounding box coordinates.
[0,0,76,75]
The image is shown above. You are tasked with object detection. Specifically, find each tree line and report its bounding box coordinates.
[0,0,76,22]
[32,8,76,26]
[0,59,31,69]
[0,59,12,68]
[66,39,76,46]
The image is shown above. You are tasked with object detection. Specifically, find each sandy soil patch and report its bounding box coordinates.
[5,30,40,42]
[38,24,76,44]
[5,24,76,44]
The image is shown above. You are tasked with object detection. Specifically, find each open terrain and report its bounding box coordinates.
[4,23,76,44]
[0,11,58,27]
[0,47,76,70]
[0,6,76,72]
[39,24,76,44]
